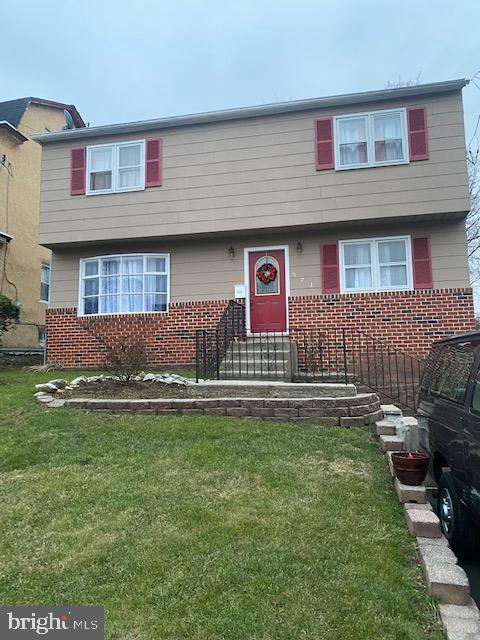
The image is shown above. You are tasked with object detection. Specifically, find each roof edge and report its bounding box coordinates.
[32,78,468,145]
[0,121,28,143]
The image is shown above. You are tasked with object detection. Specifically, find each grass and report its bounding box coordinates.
[0,369,444,639]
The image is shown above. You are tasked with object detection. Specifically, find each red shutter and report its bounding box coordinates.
[321,243,340,293]
[412,237,433,289]
[407,107,429,161]
[145,139,162,187]
[315,118,334,170]
[70,147,86,195]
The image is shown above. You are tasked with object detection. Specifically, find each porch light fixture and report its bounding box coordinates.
[296,242,303,254]
[228,246,235,259]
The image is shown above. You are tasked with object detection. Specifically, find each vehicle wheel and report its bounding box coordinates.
[437,471,476,558]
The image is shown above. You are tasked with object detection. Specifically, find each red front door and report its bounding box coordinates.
[248,248,287,333]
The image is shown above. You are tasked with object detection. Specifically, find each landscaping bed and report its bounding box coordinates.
[67,379,354,399]
[0,370,445,639]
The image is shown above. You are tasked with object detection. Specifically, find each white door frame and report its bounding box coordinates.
[243,244,290,336]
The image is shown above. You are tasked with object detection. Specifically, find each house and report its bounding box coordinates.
[0,97,85,351]
[33,79,475,370]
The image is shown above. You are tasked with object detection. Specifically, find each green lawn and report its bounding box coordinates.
[0,370,444,639]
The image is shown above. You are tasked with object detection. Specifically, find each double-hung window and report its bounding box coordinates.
[86,140,145,195]
[335,108,408,170]
[340,236,412,293]
[40,263,50,303]
[80,254,169,315]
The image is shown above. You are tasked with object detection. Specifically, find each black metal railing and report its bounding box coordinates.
[195,305,424,411]
[344,328,424,412]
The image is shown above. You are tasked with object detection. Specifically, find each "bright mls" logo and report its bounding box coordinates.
[0,607,104,639]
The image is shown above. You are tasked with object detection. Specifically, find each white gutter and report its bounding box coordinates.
[32,78,468,144]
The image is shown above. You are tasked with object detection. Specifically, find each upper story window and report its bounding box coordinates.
[339,236,412,293]
[79,254,169,316]
[86,140,145,195]
[335,108,408,170]
[40,263,50,303]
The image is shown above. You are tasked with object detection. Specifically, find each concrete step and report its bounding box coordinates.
[404,505,441,538]
[227,346,291,356]
[379,435,405,452]
[394,477,427,504]
[220,369,289,377]
[426,563,470,605]
[223,354,291,363]
[440,603,480,638]
[376,420,396,436]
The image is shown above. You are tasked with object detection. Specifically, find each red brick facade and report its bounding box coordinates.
[46,289,475,368]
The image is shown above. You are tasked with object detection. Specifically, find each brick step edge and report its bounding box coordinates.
[36,395,383,426]
[374,413,480,632]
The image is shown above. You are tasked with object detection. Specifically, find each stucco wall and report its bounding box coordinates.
[0,104,67,348]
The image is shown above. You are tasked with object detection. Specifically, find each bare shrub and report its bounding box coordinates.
[104,341,148,383]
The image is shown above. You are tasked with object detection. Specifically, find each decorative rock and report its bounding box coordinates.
[143,373,156,382]
[36,395,54,403]
[405,505,441,537]
[34,391,47,398]
[35,383,58,393]
[49,379,68,388]
[71,376,88,386]
[394,478,427,503]
[47,399,66,408]
[87,375,103,383]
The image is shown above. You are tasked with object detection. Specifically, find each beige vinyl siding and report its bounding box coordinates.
[49,219,469,309]
[39,93,469,247]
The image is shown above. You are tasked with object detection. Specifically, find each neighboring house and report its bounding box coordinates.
[0,97,85,350]
[34,79,475,369]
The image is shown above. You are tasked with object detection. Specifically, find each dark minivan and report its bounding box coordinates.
[419,332,480,556]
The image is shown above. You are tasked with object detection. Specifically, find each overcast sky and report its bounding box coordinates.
[1,0,479,142]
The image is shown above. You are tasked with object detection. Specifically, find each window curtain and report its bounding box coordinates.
[122,257,143,312]
[90,147,113,190]
[344,243,372,289]
[338,117,368,165]
[374,114,403,161]
[118,145,141,189]
[101,259,120,313]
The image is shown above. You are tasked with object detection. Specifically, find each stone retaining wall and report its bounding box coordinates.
[62,393,382,426]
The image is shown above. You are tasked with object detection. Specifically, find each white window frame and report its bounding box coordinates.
[339,236,412,294]
[78,253,170,316]
[334,108,409,171]
[86,140,145,195]
[40,263,50,303]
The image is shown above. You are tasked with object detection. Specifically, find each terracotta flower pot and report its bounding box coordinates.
[391,452,429,486]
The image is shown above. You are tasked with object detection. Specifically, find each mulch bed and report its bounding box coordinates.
[68,380,333,399]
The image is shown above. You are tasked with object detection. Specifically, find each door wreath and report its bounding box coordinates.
[256,262,278,285]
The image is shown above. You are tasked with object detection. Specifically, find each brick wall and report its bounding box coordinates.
[46,289,475,368]
[46,301,227,368]
[289,289,475,357]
